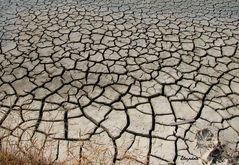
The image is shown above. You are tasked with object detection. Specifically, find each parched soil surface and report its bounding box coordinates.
[0,0,239,164]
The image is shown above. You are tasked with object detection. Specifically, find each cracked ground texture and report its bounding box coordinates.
[0,0,239,164]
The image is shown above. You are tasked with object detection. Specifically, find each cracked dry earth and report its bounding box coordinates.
[0,0,239,164]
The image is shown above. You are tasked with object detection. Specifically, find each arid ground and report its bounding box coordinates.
[0,0,239,164]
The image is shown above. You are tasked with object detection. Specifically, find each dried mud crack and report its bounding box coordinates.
[0,0,239,164]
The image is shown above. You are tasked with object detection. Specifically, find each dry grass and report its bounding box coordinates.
[0,149,54,165]
[0,150,27,165]
[0,136,146,165]
[0,146,145,165]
